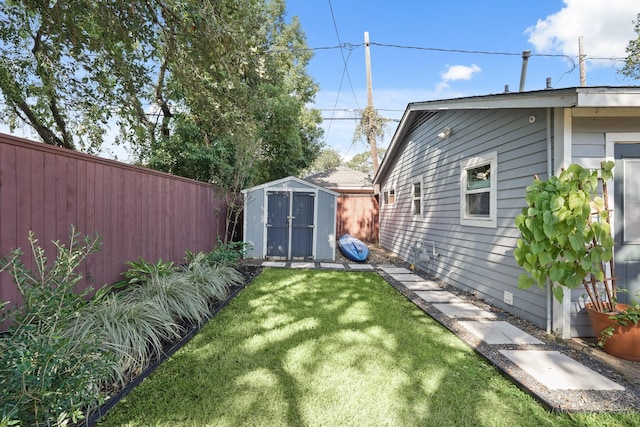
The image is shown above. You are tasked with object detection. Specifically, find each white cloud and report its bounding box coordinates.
[526,0,638,60]
[436,64,482,91]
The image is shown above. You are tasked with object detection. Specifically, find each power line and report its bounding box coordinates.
[327,1,360,109]
[319,108,404,113]
[322,117,400,122]
[275,40,627,64]
[324,0,361,151]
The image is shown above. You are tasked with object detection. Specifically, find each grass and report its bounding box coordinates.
[99,268,640,427]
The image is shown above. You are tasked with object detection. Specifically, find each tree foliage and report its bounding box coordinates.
[352,106,387,175]
[346,148,386,175]
[0,0,324,239]
[621,13,640,79]
[0,0,153,151]
[352,106,388,146]
[0,0,323,181]
[301,147,343,177]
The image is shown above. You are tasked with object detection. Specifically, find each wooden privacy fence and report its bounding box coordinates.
[336,194,379,243]
[0,133,228,312]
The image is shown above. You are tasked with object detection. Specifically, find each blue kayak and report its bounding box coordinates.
[338,234,369,262]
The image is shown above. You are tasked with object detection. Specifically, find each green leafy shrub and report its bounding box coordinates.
[186,239,250,267]
[115,257,177,288]
[599,302,640,346]
[0,227,113,426]
[514,162,615,305]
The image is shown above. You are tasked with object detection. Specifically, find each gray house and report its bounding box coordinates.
[373,86,640,339]
[242,176,338,261]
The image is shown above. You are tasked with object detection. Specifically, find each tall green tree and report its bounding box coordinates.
[621,13,640,79]
[0,0,323,239]
[249,0,324,183]
[0,0,154,151]
[0,0,322,175]
[301,147,343,177]
[346,148,387,176]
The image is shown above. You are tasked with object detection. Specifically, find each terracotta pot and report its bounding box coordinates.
[586,303,640,362]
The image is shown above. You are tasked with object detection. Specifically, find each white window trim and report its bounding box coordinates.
[412,177,422,217]
[460,151,497,228]
[383,182,396,208]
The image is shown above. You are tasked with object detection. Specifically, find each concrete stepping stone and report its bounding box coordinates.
[402,280,442,291]
[459,320,543,345]
[414,290,461,303]
[380,267,413,274]
[389,273,427,282]
[349,264,374,270]
[320,262,345,269]
[499,350,624,391]
[432,303,496,319]
[262,261,287,267]
[291,262,315,269]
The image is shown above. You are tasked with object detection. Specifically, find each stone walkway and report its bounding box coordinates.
[260,261,640,412]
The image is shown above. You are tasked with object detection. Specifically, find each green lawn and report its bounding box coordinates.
[100,268,639,426]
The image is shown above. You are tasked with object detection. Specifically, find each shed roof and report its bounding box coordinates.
[304,166,373,191]
[374,86,640,184]
[241,175,339,196]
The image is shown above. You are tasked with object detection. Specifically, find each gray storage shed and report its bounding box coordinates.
[242,176,338,261]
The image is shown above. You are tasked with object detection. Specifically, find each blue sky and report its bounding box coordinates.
[286,0,640,161]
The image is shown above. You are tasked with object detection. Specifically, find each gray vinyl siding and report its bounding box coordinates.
[243,188,265,258]
[379,108,550,329]
[316,190,337,260]
[568,116,639,337]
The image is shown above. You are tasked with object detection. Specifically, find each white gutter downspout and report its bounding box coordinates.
[545,108,552,334]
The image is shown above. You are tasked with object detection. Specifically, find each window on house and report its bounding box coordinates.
[412,181,421,216]
[382,186,395,207]
[460,152,497,227]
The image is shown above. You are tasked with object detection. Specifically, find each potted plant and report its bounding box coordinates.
[514,161,640,361]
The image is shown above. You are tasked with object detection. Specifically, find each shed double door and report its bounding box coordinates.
[266,191,315,259]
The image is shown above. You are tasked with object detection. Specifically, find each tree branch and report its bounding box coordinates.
[48,97,74,149]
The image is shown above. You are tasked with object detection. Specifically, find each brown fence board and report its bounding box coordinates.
[0,143,18,309]
[337,194,379,243]
[0,133,228,320]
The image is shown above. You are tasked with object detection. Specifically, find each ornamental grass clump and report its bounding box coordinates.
[68,292,182,385]
[1,226,249,426]
[182,257,244,302]
[125,272,212,326]
[514,161,616,310]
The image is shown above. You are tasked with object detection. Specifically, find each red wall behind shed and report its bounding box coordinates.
[336,193,379,243]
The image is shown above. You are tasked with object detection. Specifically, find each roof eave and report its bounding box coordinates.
[373,86,640,184]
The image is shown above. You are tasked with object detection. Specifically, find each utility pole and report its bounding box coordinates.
[578,36,587,87]
[365,31,380,176]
